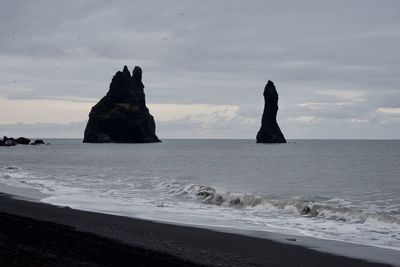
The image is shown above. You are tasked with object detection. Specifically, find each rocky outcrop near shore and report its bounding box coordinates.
[83,66,160,143]
[16,137,30,145]
[31,139,45,145]
[256,81,286,143]
[1,136,29,146]
[0,137,48,146]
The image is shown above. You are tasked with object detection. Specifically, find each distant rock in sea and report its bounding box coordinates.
[0,137,43,146]
[1,136,32,146]
[31,139,45,145]
[256,80,286,143]
[1,136,15,146]
[16,137,30,145]
[83,65,160,143]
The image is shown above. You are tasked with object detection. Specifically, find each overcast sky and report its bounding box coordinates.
[1,0,399,139]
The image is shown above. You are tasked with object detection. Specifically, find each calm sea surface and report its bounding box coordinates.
[1,139,399,250]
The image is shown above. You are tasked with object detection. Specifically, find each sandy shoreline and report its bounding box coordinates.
[0,192,394,267]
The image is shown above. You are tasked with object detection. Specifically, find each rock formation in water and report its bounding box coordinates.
[0,137,48,146]
[1,136,15,146]
[256,80,286,143]
[31,139,45,145]
[16,137,30,145]
[1,136,31,146]
[83,66,160,143]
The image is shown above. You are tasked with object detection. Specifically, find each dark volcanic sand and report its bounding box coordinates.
[0,193,392,267]
[0,212,201,267]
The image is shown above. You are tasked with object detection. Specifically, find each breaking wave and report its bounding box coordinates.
[1,166,399,250]
[0,166,55,193]
[157,180,400,228]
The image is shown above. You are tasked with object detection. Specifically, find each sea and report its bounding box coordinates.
[1,139,399,258]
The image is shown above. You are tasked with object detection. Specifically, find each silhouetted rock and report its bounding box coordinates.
[301,206,312,215]
[1,136,16,146]
[256,81,286,143]
[31,139,45,145]
[15,137,30,145]
[301,205,319,216]
[4,140,15,146]
[3,136,14,141]
[83,66,160,143]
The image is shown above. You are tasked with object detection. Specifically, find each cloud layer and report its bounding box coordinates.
[1,0,399,138]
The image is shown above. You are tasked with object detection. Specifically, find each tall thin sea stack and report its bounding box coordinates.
[83,66,160,143]
[256,80,286,143]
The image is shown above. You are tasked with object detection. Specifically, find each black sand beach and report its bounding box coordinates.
[0,193,393,267]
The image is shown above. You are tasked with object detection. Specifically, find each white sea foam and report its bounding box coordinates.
[157,180,400,227]
[1,165,399,251]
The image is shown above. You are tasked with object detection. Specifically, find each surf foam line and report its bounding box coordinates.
[1,166,399,251]
[157,180,400,229]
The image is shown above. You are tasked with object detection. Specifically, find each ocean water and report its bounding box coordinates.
[1,139,399,251]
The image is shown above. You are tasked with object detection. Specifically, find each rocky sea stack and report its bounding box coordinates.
[256,80,286,143]
[83,66,160,143]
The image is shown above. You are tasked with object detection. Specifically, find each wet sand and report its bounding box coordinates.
[0,193,393,267]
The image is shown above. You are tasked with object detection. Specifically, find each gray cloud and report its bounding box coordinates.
[0,0,399,138]
[0,121,86,139]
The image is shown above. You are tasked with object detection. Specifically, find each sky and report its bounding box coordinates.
[1,0,399,139]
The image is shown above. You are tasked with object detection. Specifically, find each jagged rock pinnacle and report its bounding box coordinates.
[83,65,160,143]
[256,80,286,143]
[122,65,130,77]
